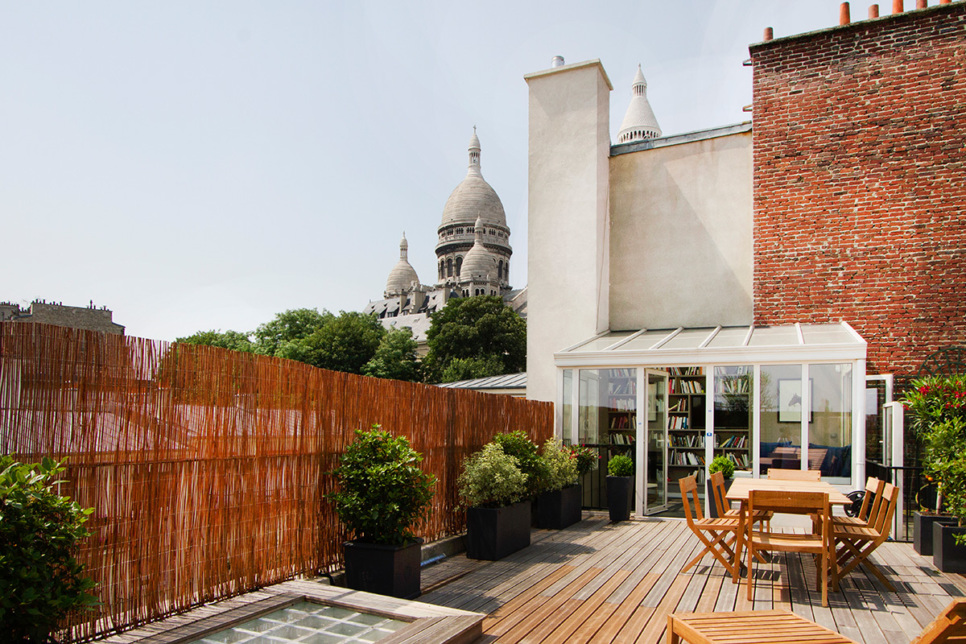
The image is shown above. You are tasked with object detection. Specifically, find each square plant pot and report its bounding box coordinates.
[344,538,422,599]
[607,476,634,523]
[466,500,531,561]
[933,524,966,574]
[535,484,583,530]
[914,511,956,556]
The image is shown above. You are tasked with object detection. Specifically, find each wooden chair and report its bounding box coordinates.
[679,475,741,578]
[744,489,835,606]
[767,468,822,481]
[667,598,966,643]
[709,471,771,531]
[833,477,885,529]
[667,609,858,643]
[834,481,900,591]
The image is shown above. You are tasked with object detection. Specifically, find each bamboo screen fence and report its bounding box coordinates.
[0,322,553,641]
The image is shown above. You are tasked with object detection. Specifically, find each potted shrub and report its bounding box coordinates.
[328,425,436,599]
[903,376,966,557]
[606,453,634,523]
[458,442,529,560]
[534,438,582,530]
[492,430,547,500]
[0,456,98,643]
[928,416,966,571]
[706,455,735,518]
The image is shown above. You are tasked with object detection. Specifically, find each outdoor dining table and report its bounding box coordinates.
[725,477,853,583]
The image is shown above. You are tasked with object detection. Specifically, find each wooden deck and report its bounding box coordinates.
[420,514,966,643]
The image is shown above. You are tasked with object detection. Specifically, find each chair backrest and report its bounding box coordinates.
[768,468,822,481]
[748,490,831,542]
[709,471,728,516]
[910,598,966,644]
[679,475,705,525]
[858,477,885,524]
[871,482,900,538]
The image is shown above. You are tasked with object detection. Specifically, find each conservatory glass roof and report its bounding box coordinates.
[555,322,866,367]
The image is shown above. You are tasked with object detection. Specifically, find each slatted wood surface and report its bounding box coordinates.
[420,515,966,643]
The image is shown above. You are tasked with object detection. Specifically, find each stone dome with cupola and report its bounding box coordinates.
[436,128,512,292]
[384,233,420,296]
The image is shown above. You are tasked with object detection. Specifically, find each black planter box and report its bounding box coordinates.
[535,484,583,530]
[344,538,422,599]
[466,500,531,561]
[607,476,633,523]
[933,524,966,573]
[706,478,734,518]
[914,511,956,556]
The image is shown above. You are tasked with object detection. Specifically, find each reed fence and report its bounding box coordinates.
[0,322,553,641]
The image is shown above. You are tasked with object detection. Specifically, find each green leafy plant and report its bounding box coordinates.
[708,455,735,480]
[328,426,436,545]
[539,438,579,493]
[492,431,547,498]
[0,456,97,643]
[607,454,634,477]
[457,443,527,508]
[567,444,598,477]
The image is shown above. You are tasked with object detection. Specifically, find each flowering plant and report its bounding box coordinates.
[567,444,598,477]
[902,374,966,440]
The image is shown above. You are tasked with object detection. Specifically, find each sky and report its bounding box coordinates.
[3,0,871,341]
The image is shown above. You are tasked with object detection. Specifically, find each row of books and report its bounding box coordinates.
[670,434,704,448]
[670,379,705,394]
[720,451,750,468]
[608,397,635,411]
[608,380,636,395]
[609,415,635,429]
[670,450,705,466]
[669,367,702,376]
[610,432,636,445]
[669,399,688,413]
[669,468,704,484]
[668,416,690,430]
[716,435,748,448]
[606,369,635,378]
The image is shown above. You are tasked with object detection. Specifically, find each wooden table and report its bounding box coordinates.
[726,478,852,510]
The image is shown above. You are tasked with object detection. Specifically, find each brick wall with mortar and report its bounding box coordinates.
[750,3,966,384]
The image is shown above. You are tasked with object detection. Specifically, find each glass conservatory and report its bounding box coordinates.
[554,323,873,516]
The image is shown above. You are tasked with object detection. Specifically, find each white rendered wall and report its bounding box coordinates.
[609,132,753,330]
[525,60,613,402]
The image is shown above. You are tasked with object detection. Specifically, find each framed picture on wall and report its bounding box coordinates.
[778,379,813,423]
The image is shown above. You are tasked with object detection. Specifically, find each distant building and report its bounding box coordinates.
[0,300,124,335]
[364,130,526,346]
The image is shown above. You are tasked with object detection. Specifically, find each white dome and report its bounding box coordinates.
[385,234,420,295]
[618,64,662,143]
[459,218,496,280]
[440,130,507,227]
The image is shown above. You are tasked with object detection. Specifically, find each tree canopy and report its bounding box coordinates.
[175,329,254,353]
[253,308,332,357]
[424,296,526,383]
[363,327,421,382]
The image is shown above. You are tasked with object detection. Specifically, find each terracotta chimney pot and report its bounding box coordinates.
[840,2,851,24]
[917,0,927,8]
[893,0,903,13]
[764,26,774,41]
[869,4,880,17]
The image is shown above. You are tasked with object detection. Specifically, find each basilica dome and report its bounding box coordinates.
[439,130,507,227]
[384,234,420,296]
[459,218,495,280]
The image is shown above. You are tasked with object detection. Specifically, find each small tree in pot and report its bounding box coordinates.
[607,454,634,523]
[707,455,735,518]
[328,425,436,599]
[534,438,581,530]
[458,443,530,560]
[492,430,547,500]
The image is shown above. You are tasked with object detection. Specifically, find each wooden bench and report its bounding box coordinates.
[667,610,857,643]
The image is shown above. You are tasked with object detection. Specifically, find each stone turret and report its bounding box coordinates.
[618,64,662,143]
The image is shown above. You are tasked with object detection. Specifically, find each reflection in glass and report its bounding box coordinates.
[809,364,852,478]
[760,365,801,473]
[713,366,752,472]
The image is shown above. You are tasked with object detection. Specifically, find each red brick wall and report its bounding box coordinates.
[750,4,966,382]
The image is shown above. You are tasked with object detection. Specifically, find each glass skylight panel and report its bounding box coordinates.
[800,324,856,345]
[660,328,718,350]
[569,332,636,352]
[705,327,752,349]
[617,329,679,352]
[747,326,801,347]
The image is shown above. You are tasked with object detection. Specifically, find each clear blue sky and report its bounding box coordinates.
[3,1,870,340]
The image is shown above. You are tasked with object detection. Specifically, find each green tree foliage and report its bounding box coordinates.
[424,296,526,383]
[294,311,386,374]
[492,431,547,498]
[327,426,436,545]
[457,443,527,508]
[0,457,97,642]
[363,328,420,382]
[175,329,254,353]
[253,308,332,357]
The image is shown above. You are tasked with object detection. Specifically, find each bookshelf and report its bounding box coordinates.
[667,367,707,485]
[606,369,636,454]
[713,367,753,472]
